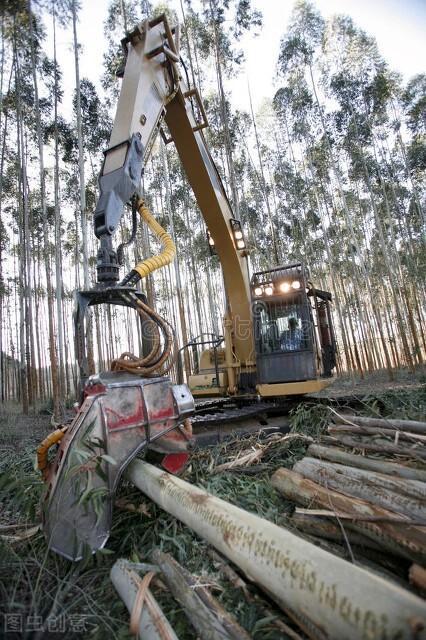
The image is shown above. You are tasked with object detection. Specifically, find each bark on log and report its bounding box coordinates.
[271,467,426,565]
[110,558,178,640]
[307,444,426,482]
[410,564,426,591]
[322,434,426,460]
[208,549,304,640]
[335,414,426,434]
[293,457,426,520]
[151,549,252,640]
[290,512,382,551]
[290,514,411,589]
[329,424,426,444]
[127,459,426,640]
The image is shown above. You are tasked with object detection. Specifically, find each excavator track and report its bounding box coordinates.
[191,397,297,445]
[190,392,369,445]
[192,400,277,426]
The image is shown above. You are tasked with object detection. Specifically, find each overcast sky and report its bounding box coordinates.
[49,0,426,117]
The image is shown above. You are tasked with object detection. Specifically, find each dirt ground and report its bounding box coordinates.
[313,366,426,398]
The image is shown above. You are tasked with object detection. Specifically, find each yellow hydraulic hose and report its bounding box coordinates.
[112,199,177,377]
[37,426,68,480]
[133,199,176,279]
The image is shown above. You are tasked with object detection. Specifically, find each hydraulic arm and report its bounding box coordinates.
[93,14,255,370]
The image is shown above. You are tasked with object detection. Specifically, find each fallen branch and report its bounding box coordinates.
[212,446,266,473]
[294,508,425,525]
[0,524,40,542]
[208,549,304,640]
[328,424,426,444]
[151,549,251,640]
[110,558,177,640]
[290,512,382,551]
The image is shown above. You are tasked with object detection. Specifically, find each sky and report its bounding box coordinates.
[49,0,426,120]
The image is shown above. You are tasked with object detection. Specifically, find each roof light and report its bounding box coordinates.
[236,239,245,249]
[254,286,263,296]
[234,230,243,240]
[264,285,274,296]
[292,280,301,289]
[280,282,291,293]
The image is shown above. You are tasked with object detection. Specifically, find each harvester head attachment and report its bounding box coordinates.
[41,372,194,561]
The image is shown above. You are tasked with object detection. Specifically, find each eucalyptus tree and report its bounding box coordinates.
[322,15,420,369]
[183,0,262,218]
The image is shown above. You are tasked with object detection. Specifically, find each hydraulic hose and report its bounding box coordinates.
[113,199,177,376]
[121,199,176,286]
[37,426,68,479]
[111,290,176,376]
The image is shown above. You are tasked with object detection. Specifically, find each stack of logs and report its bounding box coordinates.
[271,413,426,594]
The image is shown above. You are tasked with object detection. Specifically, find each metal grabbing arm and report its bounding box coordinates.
[93,13,255,366]
[94,15,180,284]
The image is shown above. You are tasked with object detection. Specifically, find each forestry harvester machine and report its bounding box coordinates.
[37,15,337,560]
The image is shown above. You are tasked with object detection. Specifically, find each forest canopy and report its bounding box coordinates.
[0,0,425,417]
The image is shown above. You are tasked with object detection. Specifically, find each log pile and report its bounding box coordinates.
[109,413,426,638]
[125,457,426,639]
[271,412,426,596]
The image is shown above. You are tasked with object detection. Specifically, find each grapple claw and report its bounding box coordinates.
[41,372,194,561]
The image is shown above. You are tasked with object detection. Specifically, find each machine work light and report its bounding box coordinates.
[254,286,263,296]
[264,284,274,296]
[292,280,301,289]
[230,218,246,251]
[280,281,291,293]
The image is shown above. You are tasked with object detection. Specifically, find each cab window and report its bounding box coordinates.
[255,301,311,354]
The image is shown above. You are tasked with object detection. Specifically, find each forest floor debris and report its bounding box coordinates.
[0,383,425,638]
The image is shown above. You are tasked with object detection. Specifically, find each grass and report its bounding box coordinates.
[0,382,424,639]
[0,422,311,639]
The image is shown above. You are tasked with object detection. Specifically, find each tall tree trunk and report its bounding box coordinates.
[72,0,94,376]
[52,9,66,409]
[28,0,61,420]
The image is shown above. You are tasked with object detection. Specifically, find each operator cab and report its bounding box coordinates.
[251,263,336,387]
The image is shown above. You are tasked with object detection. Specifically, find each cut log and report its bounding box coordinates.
[294,507,421,524]
[110,558,178,640]
[290,512,382,551]
[208,549,304,640]
[329,424,426,444]
[307,444,426,482]
[334,414,426,435]
[290,514,412,589]
[271,467,426,565]
[127,459,426,640]
[410,564,426,592]
[151,549,252,640]
[321,434,426,460]
[293,457,426,520]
